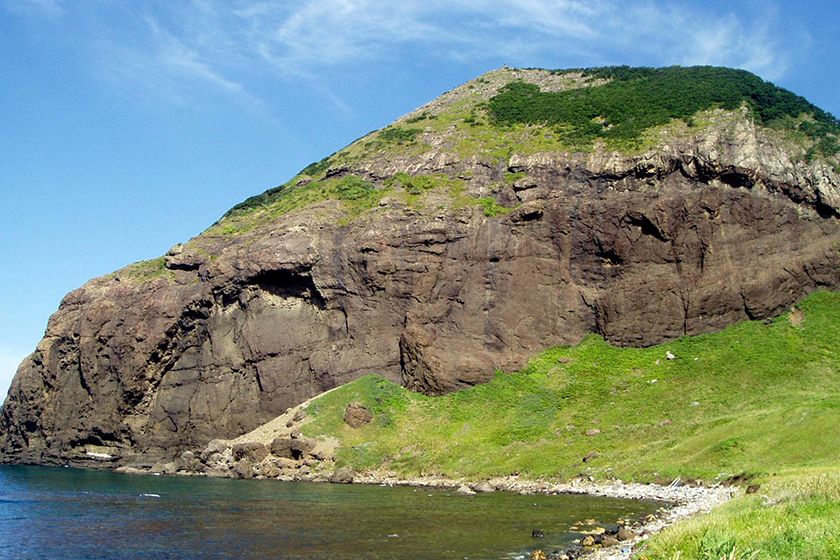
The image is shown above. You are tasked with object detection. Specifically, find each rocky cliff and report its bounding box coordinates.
[2,66,839,467]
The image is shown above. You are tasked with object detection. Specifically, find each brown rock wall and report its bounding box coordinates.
[1,141,838,466]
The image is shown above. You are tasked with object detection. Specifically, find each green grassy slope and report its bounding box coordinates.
[304,291,840,483]
[490,66,840,156]
[637,468,840,560]
[301,291,840,559]
[215,66,840,229]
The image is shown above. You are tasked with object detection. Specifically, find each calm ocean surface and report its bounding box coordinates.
[0,465,659,559]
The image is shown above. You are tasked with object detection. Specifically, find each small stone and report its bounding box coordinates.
[666,351,676,360]
[290,437,316,459]
[746,484,761,494]
[582,451,599,462]
[617,526,634,541]
[114,466,146,475]
[233,459,254,479]
[456,484,476,495]
[602,535,620,547]
[309,441,336,461]
[232,442,269,463]
[582,535,595,547]
[201,439,229,462]
[473,482,495,493]
[530,550,547,560]
[329,467,355,484]
[258,460,281,479]
[585,428,601,436]
[343,403,373,428]
[532,529,545,538]
[204,468,228,478]
[270,437,294,459]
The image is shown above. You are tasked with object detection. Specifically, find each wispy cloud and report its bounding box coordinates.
[9,0,799,106]
[598,2,791,81]
[143,15,246,95]
[94,9,261,108]
[175,1,795,82]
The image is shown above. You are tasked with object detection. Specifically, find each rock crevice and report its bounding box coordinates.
[1,79,839,467]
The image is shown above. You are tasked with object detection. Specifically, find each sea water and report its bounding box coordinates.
[0,465,659,559]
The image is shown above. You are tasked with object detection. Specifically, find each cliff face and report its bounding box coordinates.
[2,67,839,467]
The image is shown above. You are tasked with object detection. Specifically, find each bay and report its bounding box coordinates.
[0,465,659,559]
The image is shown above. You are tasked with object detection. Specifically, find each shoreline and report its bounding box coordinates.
[348,472,737,560]
[117,459,737,560]
[10,457,738,559]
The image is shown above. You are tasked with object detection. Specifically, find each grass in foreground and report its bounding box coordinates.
[636,467,840,560]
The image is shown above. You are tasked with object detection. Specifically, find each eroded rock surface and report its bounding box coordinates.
[1,71,839,467]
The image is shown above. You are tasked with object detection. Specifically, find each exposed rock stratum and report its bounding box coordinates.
[2,67,839,467]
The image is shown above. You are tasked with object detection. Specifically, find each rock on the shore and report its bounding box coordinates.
[456,484,476,495]
[601,535,620,547]
[616,526,634,541]
[474,481,495,493]
[330,467,355,484]
[232,442,269,463]
[270,437,294,459]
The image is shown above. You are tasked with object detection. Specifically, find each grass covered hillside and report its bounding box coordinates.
[303,291,839,482]
[208,65,840,234]
[489,66,840,156]
[300,290,840,558]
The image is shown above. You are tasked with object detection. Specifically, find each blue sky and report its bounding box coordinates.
[1,0,838,399]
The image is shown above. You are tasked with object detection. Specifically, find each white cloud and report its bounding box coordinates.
[624,5,790,81]
[227,0,791,79]
[142,15,250,96]
[14,0,799,107]
[95,10,260,108]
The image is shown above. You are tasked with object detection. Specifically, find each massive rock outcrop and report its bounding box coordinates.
[2,67,839,467]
